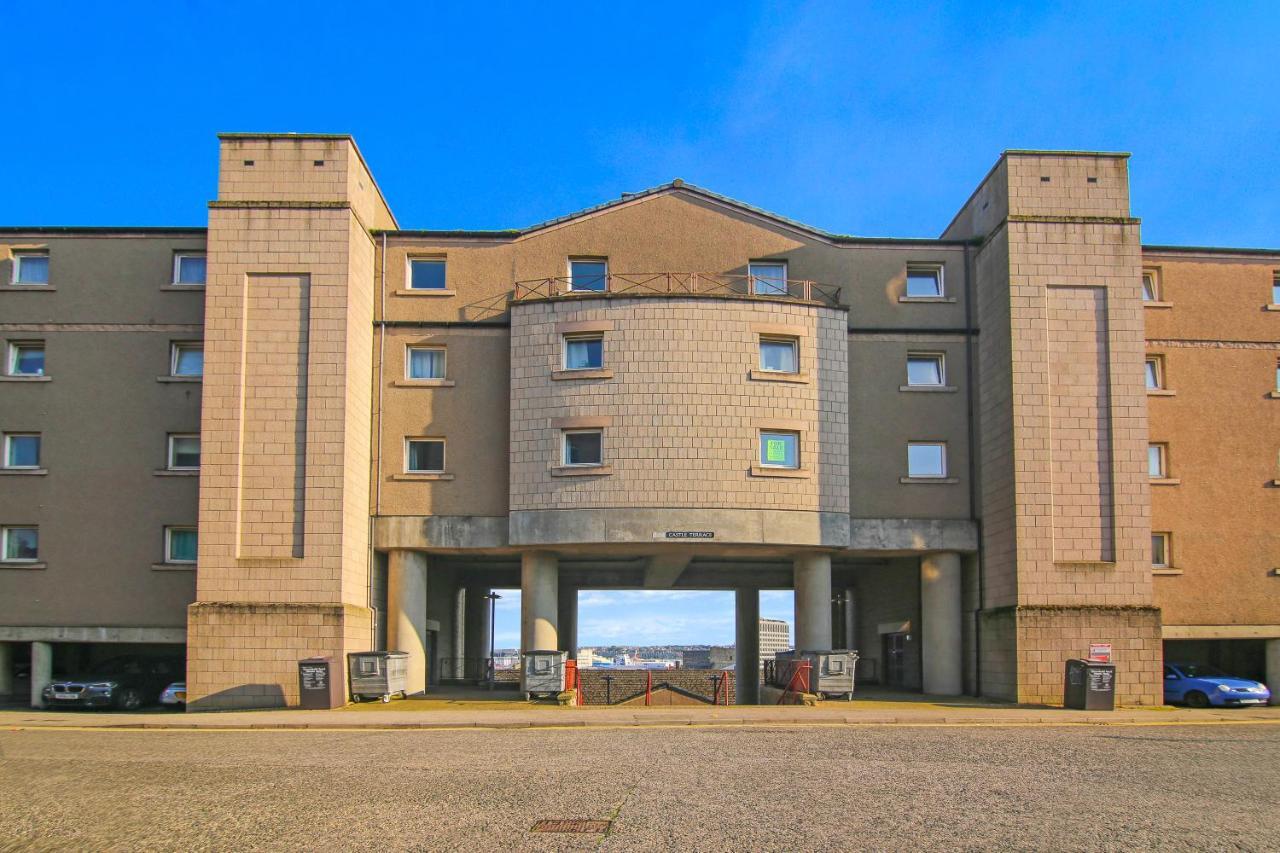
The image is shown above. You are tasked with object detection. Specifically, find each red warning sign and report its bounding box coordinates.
[1088,643,1112,663]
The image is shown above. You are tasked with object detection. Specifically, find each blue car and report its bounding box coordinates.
[1163,663,1271,708]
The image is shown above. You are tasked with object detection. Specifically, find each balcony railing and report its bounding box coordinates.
[511,272,843,307]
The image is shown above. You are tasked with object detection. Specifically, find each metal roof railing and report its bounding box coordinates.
[511,272,843,307]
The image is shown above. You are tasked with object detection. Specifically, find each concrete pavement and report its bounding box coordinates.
[4,689,1278,731]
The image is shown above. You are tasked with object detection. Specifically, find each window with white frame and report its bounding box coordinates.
[569,259,608,292]
[907,353,945,386]
[905,265,943,298]
[563,335,603,370]
[173,253,207,285]
[407,346,446,380]
[907,442,947,478]
[1272,273,1280,305]
[167,434,200,470]
[3,433,40,469]
[7,341,44,376]
[1,526,38,561]
[758,430,799,469]
[748,261,788,296]
[170,343,203,377]
[562,429,603,466]
[12,252,49,285]
[1142,269,1161,302]
[759,337,798,373]
[165,527,197,564]
[1275,359,1279,392]
[1152,532,1171,568]
[1148,443,1168,478]
[408,258,447,290]
[1145,356,1165,390]
[406,438,446,473]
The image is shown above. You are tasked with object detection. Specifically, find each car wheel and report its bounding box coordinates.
[117,688,144,711]
[1185,690,1210,708]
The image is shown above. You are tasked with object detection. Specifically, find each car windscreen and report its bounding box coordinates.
[1177,664,1230,679]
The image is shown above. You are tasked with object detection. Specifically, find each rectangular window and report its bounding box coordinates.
[758,430,799,469]
[905,266,943,298]
[1142,269,1161,302]
[759,337,798,373]
[407,346,446,380]
[907,442,947,478]
[2,526,38,561]
[907,353,945,386]
[173,254,207,285]
[7,342,44,376]
[569,259,608,292]
[563,335,604,370]
[408,258,447,290]
[167,434,200,470]
[1273,274,1280,305]
[1148,443,1167,478]
[1152,533,1170,568]
[563,430,603,466]
[171,343,203,377]
[1145,356,1164,390]
[165,527,198,564]
[12,252,49,285]
[1275,359,1279,392]
[3,434,40,469]
[406,438,446,473]
[749,262,788,296]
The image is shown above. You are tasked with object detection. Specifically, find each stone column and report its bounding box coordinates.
[30,641,52,709]
[521,552,558,653]
[0,642,12,699]
[388,550,429,695]
[1267,639,1280,707]
[921,552,963,695]
[558,584,578,658]
[735,588,761,705]
[794,554,832,650]
[463,586,492,681]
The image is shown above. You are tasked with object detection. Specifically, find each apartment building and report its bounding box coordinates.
[0,133,1275,709]
[759,618,791,661]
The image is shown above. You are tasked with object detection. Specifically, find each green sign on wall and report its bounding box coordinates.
[766,438,788,463]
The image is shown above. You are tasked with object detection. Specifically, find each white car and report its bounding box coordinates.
[159,682,186,709]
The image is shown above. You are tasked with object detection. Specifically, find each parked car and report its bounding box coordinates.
[159,682,186,709]
[41,655,184,711]
[1163,663,1271,707]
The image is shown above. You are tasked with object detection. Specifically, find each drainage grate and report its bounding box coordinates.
[531,819,612,834]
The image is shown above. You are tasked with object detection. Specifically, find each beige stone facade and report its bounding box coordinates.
[2,135,1276,709]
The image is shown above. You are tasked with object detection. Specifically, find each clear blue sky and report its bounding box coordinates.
[3,2,1277,247]
[7,4,1276,647]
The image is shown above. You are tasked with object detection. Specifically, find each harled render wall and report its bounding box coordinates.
[187,136,391,709]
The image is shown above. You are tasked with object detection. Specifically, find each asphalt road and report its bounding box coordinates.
[1,724,1277,851]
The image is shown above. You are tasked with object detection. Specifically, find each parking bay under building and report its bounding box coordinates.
[1,134,1278,708]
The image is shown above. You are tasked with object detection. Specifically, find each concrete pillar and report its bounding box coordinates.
[794,553,832,650]
[30,641,52,709]
[921,552,963,695]
[0,642,12,699]
[735,588,761,705]
[558,584,578,657]
[521,552,558,653]
[1267,639,1280,706]
[463,585,492,680]
[388,550,429,695]
[453,585,466,680]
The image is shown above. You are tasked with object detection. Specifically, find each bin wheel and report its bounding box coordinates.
[1185,690,1210,709]
[381,694,391,703]
[352,694,361,703]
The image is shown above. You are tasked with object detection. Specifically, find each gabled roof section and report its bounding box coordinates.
[379,180,964,246]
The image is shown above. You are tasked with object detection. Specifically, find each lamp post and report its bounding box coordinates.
[484,592,501,690]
